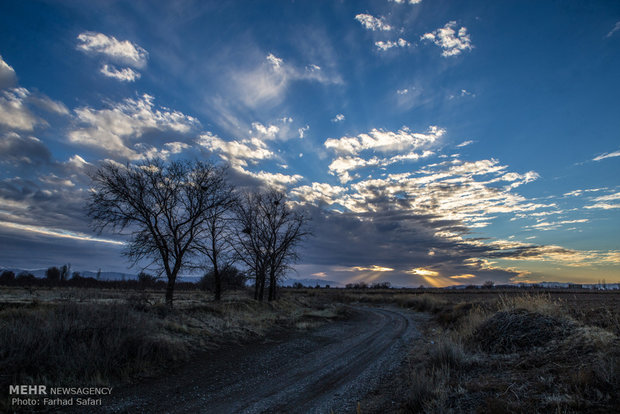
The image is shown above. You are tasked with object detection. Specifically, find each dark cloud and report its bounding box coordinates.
[0,132,53,166]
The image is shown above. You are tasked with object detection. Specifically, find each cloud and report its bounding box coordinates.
[251,122,280,140]
[28,95,69,115]
[355,14,393,32]
[69,94,200,159]
[236,168,303,191]
[0,88,39,131]
[298,125,309,138]
[593,150,620,161]
[76,32,148,68]
[584,191,620,210]
[0,55,17,89]
[375,38,411,51]
[0,132,52,166]
[197,131,274,168]
[100,64,141,82]
[421,21,473,57]
[606,21,620,38]
[331,114,345,122]
[266,53,283,68]
[291,182,346,206]
[229,53,341,109]
[456,140,474,147]
[390,0,422,4]
[0,221,123,245]
[324,125,444,156]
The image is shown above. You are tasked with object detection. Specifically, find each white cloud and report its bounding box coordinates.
[593,150,620,161]
[291,182,346,206]
[298,125,309,138]
[421,21,473,57]
[28,95,69,115]
[390,0,422,4]
[355,14,393,31]
[585,191,620,210]
[324,125,444,156]
[331,113,345,123]
[0,88,39,131]
[456,140,474,147]
[100,64,141,82]
[251,122,280,140]
[0,55,17,89]
[375,38,410,51]
[197,132,274,168]
[266,53,283,69]
[314,156,547,225]
[239,168,303,190]
[76,32,148,68]
[606,21,620,38]
[69,94,199,159]
[231,53,341,109]
[0,220,124,245]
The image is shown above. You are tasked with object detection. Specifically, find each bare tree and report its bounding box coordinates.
[233,189,310,301]
[195,177,236,301]
[88,158,229,307]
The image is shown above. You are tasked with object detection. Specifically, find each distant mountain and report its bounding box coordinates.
[0,267,137,281]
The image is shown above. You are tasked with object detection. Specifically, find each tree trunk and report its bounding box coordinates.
[165,276,176,308]
[258,272,266,302]
[214,266,222,301]
[268,268,277,301]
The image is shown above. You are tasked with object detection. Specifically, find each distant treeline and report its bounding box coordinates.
[0,265,245,291]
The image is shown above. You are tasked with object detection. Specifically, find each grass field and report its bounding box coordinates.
[1,285,618,413]
[333,289,620,413]
[0,286,345,412]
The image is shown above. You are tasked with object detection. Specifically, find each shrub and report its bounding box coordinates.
[198,265,247,291]
[45,266,61,282]
[0,270,15,283]
[138,271,159,287]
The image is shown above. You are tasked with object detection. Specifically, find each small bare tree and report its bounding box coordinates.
[88,158,229,307]
[233,189,310,301]
[196,178,236,301]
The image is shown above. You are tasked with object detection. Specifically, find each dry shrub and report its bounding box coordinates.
[406,365,450,413]
[405,292,620,412]
[398,294,448,313]
[496,292,563,317]
[472,309,575,354]
[428,338,468,369]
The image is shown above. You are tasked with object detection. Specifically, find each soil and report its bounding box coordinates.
[95,306,421,414]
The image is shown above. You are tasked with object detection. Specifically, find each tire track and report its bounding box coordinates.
[103,306,419,414]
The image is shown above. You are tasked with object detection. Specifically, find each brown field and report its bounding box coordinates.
[1,285,618,413]
[325,289,620,413]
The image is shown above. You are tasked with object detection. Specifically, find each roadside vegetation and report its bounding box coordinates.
[393,293,620,413]
[0,287,344,412]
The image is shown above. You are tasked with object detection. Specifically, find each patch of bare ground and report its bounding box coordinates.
[394,292,620,413]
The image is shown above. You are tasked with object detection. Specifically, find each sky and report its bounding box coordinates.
[0,0,619,287]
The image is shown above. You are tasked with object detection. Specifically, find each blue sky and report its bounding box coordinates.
[1,0,619,286]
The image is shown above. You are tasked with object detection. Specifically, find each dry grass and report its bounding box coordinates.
[402,293,620,413]
[0,287,344,412]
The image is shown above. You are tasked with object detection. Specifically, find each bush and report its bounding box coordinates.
[198,265,247,291]
[0,270,15,283]
[45,266,61,281]
[15,272,36,284]
[138,272,159,287]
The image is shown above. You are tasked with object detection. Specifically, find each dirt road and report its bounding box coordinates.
[103,306,419,414]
